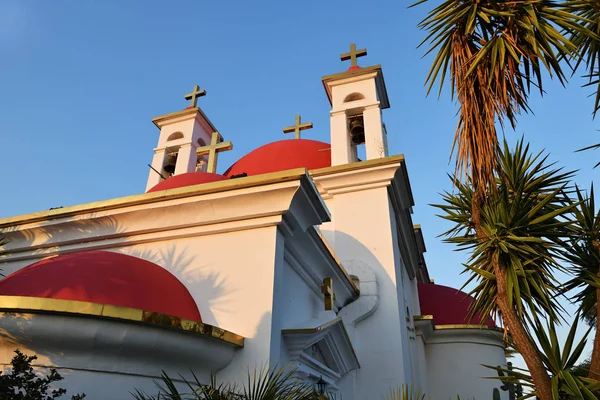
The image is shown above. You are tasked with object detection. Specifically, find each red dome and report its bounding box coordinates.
[418,283,495,327]
[0,251,202,322]
[224,139,331,178]
[147,172,228,193]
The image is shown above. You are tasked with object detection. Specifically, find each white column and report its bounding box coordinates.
[330,110,355,166]
[363,103,386,160]
[174,143,197,175]
[146,149,167,192]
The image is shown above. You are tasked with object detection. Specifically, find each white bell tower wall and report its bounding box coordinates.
[322,66,390,166]
[146,108,218,192]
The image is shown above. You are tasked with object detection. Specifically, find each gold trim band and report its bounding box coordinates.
[0,295,244,347]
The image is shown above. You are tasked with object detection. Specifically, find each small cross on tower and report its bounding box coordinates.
[340,43,367,68]
[184,84,206,108]
[321,277,334,311]
[283,115,313,140]
[196,132,233,174]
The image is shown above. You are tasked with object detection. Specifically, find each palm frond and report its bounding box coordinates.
[563,0,600,116]
[434,138,576,326]
[416,0,581,189]
[485,317,600,399]
[386,385,427,400]
[562,184,600,324]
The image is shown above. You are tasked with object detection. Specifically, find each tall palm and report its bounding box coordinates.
[563,184,600,378]
[434,139,577,399]
[416,0,583,397]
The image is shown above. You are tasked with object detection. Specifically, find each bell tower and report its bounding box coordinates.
[146,84,220,192]
[322,44,390,166]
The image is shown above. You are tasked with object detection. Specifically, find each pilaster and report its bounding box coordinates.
[363,103,386,160]
[330,111,355,166]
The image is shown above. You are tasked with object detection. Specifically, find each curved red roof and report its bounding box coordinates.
[0,251,202,322]
[224,139,331,178]
[418,283,495,327]
[147,172,228,193]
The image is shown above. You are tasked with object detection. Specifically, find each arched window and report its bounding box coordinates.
[167,132,184,141]
[344,92,365,102]
[197,138,206,146]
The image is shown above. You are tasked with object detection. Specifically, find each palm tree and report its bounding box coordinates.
[563,185,600,378]
[415,0,590,397]
[434,138,577,399]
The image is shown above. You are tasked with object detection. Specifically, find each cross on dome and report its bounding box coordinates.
[196,132,233,174]
[321,277,334,311]
[340,43,367,68]
[184,84,206,108]
[283,115,313,140]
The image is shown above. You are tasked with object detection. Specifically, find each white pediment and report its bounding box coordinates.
[282,315,359,388]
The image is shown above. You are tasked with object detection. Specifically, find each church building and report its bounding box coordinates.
[0,45,507,399]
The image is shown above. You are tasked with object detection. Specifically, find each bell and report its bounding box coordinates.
[163,154,177,175]
[349,117,365,145]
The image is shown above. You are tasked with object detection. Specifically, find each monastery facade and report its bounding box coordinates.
[0,45,507,399]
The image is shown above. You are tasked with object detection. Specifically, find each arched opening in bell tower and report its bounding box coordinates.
[163,146,179,177]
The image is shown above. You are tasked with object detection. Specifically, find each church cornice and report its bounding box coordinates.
[0,169,329,264]
[0,168,311,229]
[151,106,218,132]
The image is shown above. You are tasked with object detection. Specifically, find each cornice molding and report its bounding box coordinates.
[0,171,328,264]
[414,316,505,348]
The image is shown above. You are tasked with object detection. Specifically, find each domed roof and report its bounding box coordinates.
[0,251,202,322]
[147,172,228,193]
[417,283,495,327]
[224,139,331,178]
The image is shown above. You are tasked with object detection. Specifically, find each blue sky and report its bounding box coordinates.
[1,0,599,360]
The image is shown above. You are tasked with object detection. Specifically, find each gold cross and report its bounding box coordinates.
[340,43,367,67]
[184,84,206,108]
[321,277,334,311]
[283,115,313,140]
[196,132,233,174]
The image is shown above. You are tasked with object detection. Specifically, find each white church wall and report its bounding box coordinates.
[272,254,327,371]
[330,76,378,112]
[389,204,419,388]
[321,186,409,399]
[115,226,282,386]
[425,329,507,400]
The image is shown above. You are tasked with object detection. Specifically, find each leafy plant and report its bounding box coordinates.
[386,385,427,400]
[0,349,85,400]
[485,318,600,399]
[563,184,600,378]
[132,366,321,400]
[434,138,577,399]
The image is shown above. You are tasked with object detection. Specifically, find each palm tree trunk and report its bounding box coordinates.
[590,284,600,379]
[494,265,553,400]
[472,189,553,400]
[589,242,600,380]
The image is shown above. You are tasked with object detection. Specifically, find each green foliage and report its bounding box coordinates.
[571,357,592,378]
[0,349,85,400]
[486,318,600,399]
[386,385,427,400]
[564,0,600,116]
[434,138,576,325]
[132,366,322,400]
[413,0,585,190]
[563,184,600,326]
[496,362,523,400]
